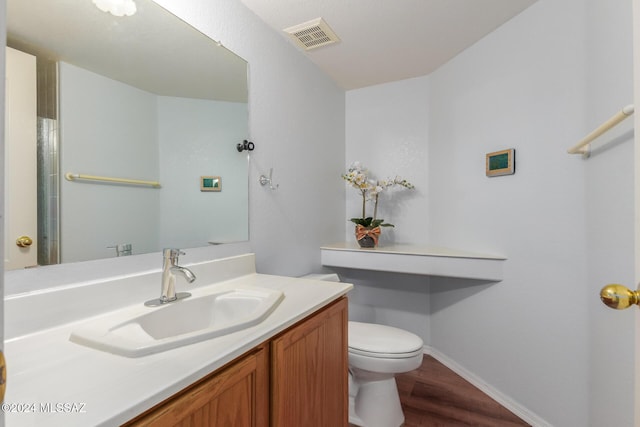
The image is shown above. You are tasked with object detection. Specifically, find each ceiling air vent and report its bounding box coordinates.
[284,18,340,51]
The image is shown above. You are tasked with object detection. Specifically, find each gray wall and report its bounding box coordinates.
[157,96,249,247]
[429,1,590,425]
[344,0,634,425]
[59,62,160,262]
[153,0,346,276]
[59,63,251,261]
[344,76,431,346]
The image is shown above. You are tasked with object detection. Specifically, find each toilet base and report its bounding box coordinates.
[348,395,365,426]
[349,369,405,427]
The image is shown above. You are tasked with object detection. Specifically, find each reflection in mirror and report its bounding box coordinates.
[5,0,249,270]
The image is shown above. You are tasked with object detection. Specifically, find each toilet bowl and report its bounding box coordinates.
[300,273,424,427]
[348,321,423,427]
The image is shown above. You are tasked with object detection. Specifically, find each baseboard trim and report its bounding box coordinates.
[423,346,552,427]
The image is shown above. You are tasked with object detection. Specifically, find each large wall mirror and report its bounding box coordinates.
[5,0,249,270]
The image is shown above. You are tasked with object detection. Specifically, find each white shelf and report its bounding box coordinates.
[320,243,506,281]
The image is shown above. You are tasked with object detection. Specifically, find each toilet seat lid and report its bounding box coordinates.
[348,321,423,357]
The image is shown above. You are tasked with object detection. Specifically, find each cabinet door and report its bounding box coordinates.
[126,345,268,427]
[271,297,348,427]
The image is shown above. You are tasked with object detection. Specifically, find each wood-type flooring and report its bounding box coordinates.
[350,355,530,427]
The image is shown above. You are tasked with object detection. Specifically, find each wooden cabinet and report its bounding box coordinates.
[125,297,348,427]
[271,297,348,427]
[125,345,269,427]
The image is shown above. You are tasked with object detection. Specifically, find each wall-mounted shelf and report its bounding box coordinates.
[320,243,506,281]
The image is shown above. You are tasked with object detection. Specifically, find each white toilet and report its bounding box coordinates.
[348,321,424,427]
[301,273,424,427]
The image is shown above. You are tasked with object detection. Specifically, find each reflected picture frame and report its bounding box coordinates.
[200,176,221,192]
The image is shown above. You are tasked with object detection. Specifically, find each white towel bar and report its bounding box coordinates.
[568,104,634,155]
[65,173,161,188]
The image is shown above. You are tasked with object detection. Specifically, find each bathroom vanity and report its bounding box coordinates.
[4,254,352,426]
[125,297,348,426]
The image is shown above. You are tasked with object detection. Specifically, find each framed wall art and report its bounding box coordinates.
[486,149,515,177]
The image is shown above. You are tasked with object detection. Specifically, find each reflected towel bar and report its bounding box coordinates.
[65,173,161,188]
[568,104,635,155]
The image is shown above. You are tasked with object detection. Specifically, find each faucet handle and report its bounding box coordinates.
[163,248,185,259]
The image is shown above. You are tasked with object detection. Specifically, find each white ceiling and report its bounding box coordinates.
[7,0,248,102]
[239,0,538,90]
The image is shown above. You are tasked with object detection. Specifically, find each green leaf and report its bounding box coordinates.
[349,217,395,227]
[349,217,370,226]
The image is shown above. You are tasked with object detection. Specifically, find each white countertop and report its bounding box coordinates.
[4,254,352,426]
[321,242,506,259]
[321,243,506,281]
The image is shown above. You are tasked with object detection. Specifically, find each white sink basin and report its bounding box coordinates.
[70,286,284,357]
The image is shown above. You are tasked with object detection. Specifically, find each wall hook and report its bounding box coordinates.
[237,139,255,152]
[259,168,279,190]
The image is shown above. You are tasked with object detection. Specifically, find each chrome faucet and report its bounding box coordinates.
[145,248,196,307]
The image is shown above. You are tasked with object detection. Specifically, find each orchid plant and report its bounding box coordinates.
[342,161,414,228]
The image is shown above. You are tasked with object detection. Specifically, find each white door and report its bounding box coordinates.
[635,1,640,422]
[598,1,640,425]
[0,27,7,421]
[4,47,37,270]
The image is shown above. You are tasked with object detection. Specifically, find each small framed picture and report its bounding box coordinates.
[486,149,515,177]
[200,176,221,192]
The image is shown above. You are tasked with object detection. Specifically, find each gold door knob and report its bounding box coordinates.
[0,351,6,402]
[600,284,640,310]
[16,236,33,248]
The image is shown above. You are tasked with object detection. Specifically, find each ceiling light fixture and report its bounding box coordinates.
[92,0,137,17]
